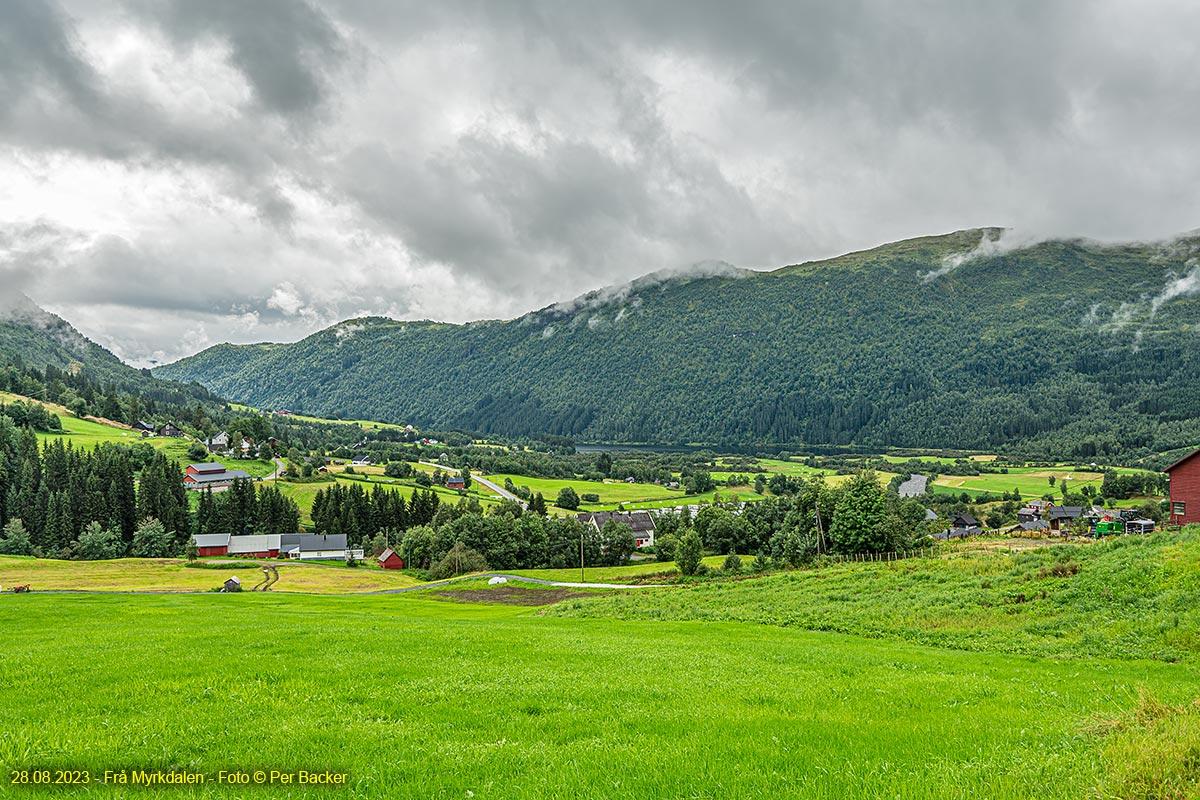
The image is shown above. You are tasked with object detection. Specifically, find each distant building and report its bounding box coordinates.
[378,548,405,570]
[157,422,184,438]
[949,514,979,530]
[207,431,230,453]
[183,463,251,490]
[228,534,281,558]
[1016,506,1041,523]
[1165,447,1200,526]
[576,511,656,548]
[278,533,363,561]
[446,475,465,490]
[193,533,231,556]
[1048,506,1085,531]
[132,420,156,434]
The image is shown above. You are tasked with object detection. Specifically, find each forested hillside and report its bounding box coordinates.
[0,294,223,416]
[156,229,1200,459]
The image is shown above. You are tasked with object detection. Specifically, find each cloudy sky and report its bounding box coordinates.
[2,0,1200,366]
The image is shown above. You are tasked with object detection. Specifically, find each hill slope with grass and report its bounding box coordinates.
[157,229,1200,459]
[548,529,1200,662]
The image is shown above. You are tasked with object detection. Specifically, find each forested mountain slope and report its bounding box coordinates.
[155,229,1200,459]
[0,294,223,411]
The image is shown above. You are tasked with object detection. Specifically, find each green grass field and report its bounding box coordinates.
[2,584,1197,798]
[928,465,1160,500]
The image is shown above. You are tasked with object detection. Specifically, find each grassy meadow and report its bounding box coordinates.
[0,556,422,594]
[4,587,1199,799]
[3,533,1200,796]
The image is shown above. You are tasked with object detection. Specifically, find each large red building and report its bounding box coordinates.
[1165,448,1200,526]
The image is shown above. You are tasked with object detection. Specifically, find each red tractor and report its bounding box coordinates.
[10,585,31,593]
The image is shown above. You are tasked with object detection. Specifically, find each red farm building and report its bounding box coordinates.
[378,548,405,570]
[193,533,230,557]
[1165,448,1200,526]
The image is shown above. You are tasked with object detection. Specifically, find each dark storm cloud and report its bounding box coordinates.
[130,0,346,117]
[4,0,1200,364]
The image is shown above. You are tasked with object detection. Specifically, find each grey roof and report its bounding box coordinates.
[188,462,227,473]
[192,533,231,548]
[1049,506,1084,519]
[924,508,939,521]
[577,511,656,533]
[281,533,348,553]
[186,469,251,484]
[897,474,929,498]
[951,514,979,527]
[378,547,400,562]
[1011,520,1049,531]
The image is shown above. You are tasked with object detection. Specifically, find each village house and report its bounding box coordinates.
[132,420,156,434]
[279,533,363,561]
[183,462,252,490]
[446,475,466,490]
[1165,446,1200,525]
[575,511,656,548]
[157,421,184,438]
[1048,506,1085,531]
[206,431,230,454]
[378,548,405,570]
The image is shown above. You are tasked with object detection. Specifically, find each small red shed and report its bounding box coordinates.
[1165,447,1200,526]
[378,548,404,570]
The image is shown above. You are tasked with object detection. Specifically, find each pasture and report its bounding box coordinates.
[0,555,421,594]
[2,584,1197,798]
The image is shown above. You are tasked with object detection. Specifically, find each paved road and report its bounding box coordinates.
[418,461,524,505]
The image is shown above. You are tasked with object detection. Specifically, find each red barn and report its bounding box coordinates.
[378,548,404,570]
[193,533,230,557]
[1165,448,1200,525]
[446,476,465,490]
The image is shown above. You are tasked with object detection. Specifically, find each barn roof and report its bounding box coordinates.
[378,548,401,563]
[193,533,230,548]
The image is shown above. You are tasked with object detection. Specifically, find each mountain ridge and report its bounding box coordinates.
[154,228,1200,458]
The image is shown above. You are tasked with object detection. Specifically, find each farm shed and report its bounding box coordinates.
[1048,506,1085,531]
[378,548,404,569]
[446,476,466,490]
[227,534,281,558]
[192,533,230,557]
[183,463,252,490]
[1165,447,1200,525]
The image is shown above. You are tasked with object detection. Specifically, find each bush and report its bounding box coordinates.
[186,442,209,461]
[580,493,600,503]
[428,543,489,580]
[556,487,580,510]
[675,529,703,576]
[384,461,414,479]
[722,553,743,573]
[131,518,174,558]
[655,533,679,563]
[76,522,125,560]
[0,519,33,556]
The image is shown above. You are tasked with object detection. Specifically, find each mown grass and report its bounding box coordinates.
[1,592,1197,798]
[0,556,422,594]
[547,530,1200,662]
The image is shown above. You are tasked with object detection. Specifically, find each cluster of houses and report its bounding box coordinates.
[939,501,1156,539]
[131,421,184,438]
[191,533,365,561]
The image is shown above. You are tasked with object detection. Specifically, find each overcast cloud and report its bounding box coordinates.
[2,0,1200,365]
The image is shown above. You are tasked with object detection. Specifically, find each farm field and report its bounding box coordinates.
[481,472,765,512]
[0,555,422,594]
[927,466,1161,500]
[3,584,1198,798]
